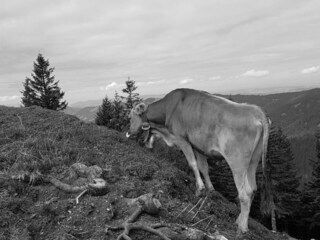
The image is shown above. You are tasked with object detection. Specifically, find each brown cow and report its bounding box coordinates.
[126,88,271,233]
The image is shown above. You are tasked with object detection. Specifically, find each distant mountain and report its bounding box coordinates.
[224,88,320,137]
[69,94,165,109]
[64,106,98,122]
[70,99,103,108]
[64,106,81,115]
[221,88,320,186]
[221,85,317,95]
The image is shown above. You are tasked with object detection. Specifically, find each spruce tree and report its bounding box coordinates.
[267,127,301,231]
[21,79,37,106]
[95,96,114,126]
[21,53,67,110]
[121,77,141,109]
[301,126,320,236]
[95,93,128,132]
[110,92,129,131]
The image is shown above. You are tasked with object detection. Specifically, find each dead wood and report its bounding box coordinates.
[106,193,170,240]
[106,193,226,240]
[69,163,103,181]
[42,175,87,193]
[10,163,108,203]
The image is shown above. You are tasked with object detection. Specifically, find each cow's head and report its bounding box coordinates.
[126,102,150,139]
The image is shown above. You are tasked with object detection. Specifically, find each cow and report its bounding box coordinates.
[126,88,271,234]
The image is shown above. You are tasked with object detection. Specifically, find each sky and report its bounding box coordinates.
[1,0,320,106]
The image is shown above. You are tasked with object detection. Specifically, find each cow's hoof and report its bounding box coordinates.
[195,188,206,197]
[235,229,250,240]
[207,186,215,193]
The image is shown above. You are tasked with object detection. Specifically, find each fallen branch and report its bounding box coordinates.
[106,193,170,240]
[11,163,109,204]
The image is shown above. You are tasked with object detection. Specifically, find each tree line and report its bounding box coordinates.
[95,77,141,131]
[20,54,320,240]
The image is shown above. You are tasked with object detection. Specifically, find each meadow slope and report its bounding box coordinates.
[0,106,288,240]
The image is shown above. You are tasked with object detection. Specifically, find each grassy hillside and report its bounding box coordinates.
[0,106,288,240]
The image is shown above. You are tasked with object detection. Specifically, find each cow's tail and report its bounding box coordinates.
[260,116,273,215]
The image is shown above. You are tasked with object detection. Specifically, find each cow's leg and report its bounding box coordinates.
[246,151,261,200]
[247,136,263,197]
[176,141,205,196]
[194,150,214,192]
[231,168,253,234]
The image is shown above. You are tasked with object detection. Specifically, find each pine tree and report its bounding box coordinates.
[95,93,129,132]
[21,53,67,110]
[121,77,141,109]
[110,92,129,131]
[21,79,37,106]
[267,127,301,231]
[301,127,320,236]
[95,96,114,126]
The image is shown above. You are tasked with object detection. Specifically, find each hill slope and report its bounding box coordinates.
[0,106,288,240]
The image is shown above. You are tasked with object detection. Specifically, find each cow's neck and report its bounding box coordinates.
[145,100,166,126]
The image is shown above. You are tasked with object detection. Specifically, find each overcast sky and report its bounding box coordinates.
[1,0,320,106]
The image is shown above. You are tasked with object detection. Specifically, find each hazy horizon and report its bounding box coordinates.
[59,86,320,108]
[1,0,320,107]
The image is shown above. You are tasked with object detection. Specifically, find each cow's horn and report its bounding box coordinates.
[134,103,147,115]
[141,122,150,131]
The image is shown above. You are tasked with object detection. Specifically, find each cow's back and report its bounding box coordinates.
[163,88,264,130]
[161,88,266,156]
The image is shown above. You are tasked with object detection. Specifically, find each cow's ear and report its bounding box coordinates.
[134,103,147,115]
[141,122,150,130]
[132,102,138,109]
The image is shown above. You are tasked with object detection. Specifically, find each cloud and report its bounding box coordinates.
[0,95,19,101]
[208,76,221,81]
[216,15,267,35]
[242,69,269,77]
[100,82,123,91]
[179,78,193,84]
[136,80,165,86]
[301,66,320,74]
